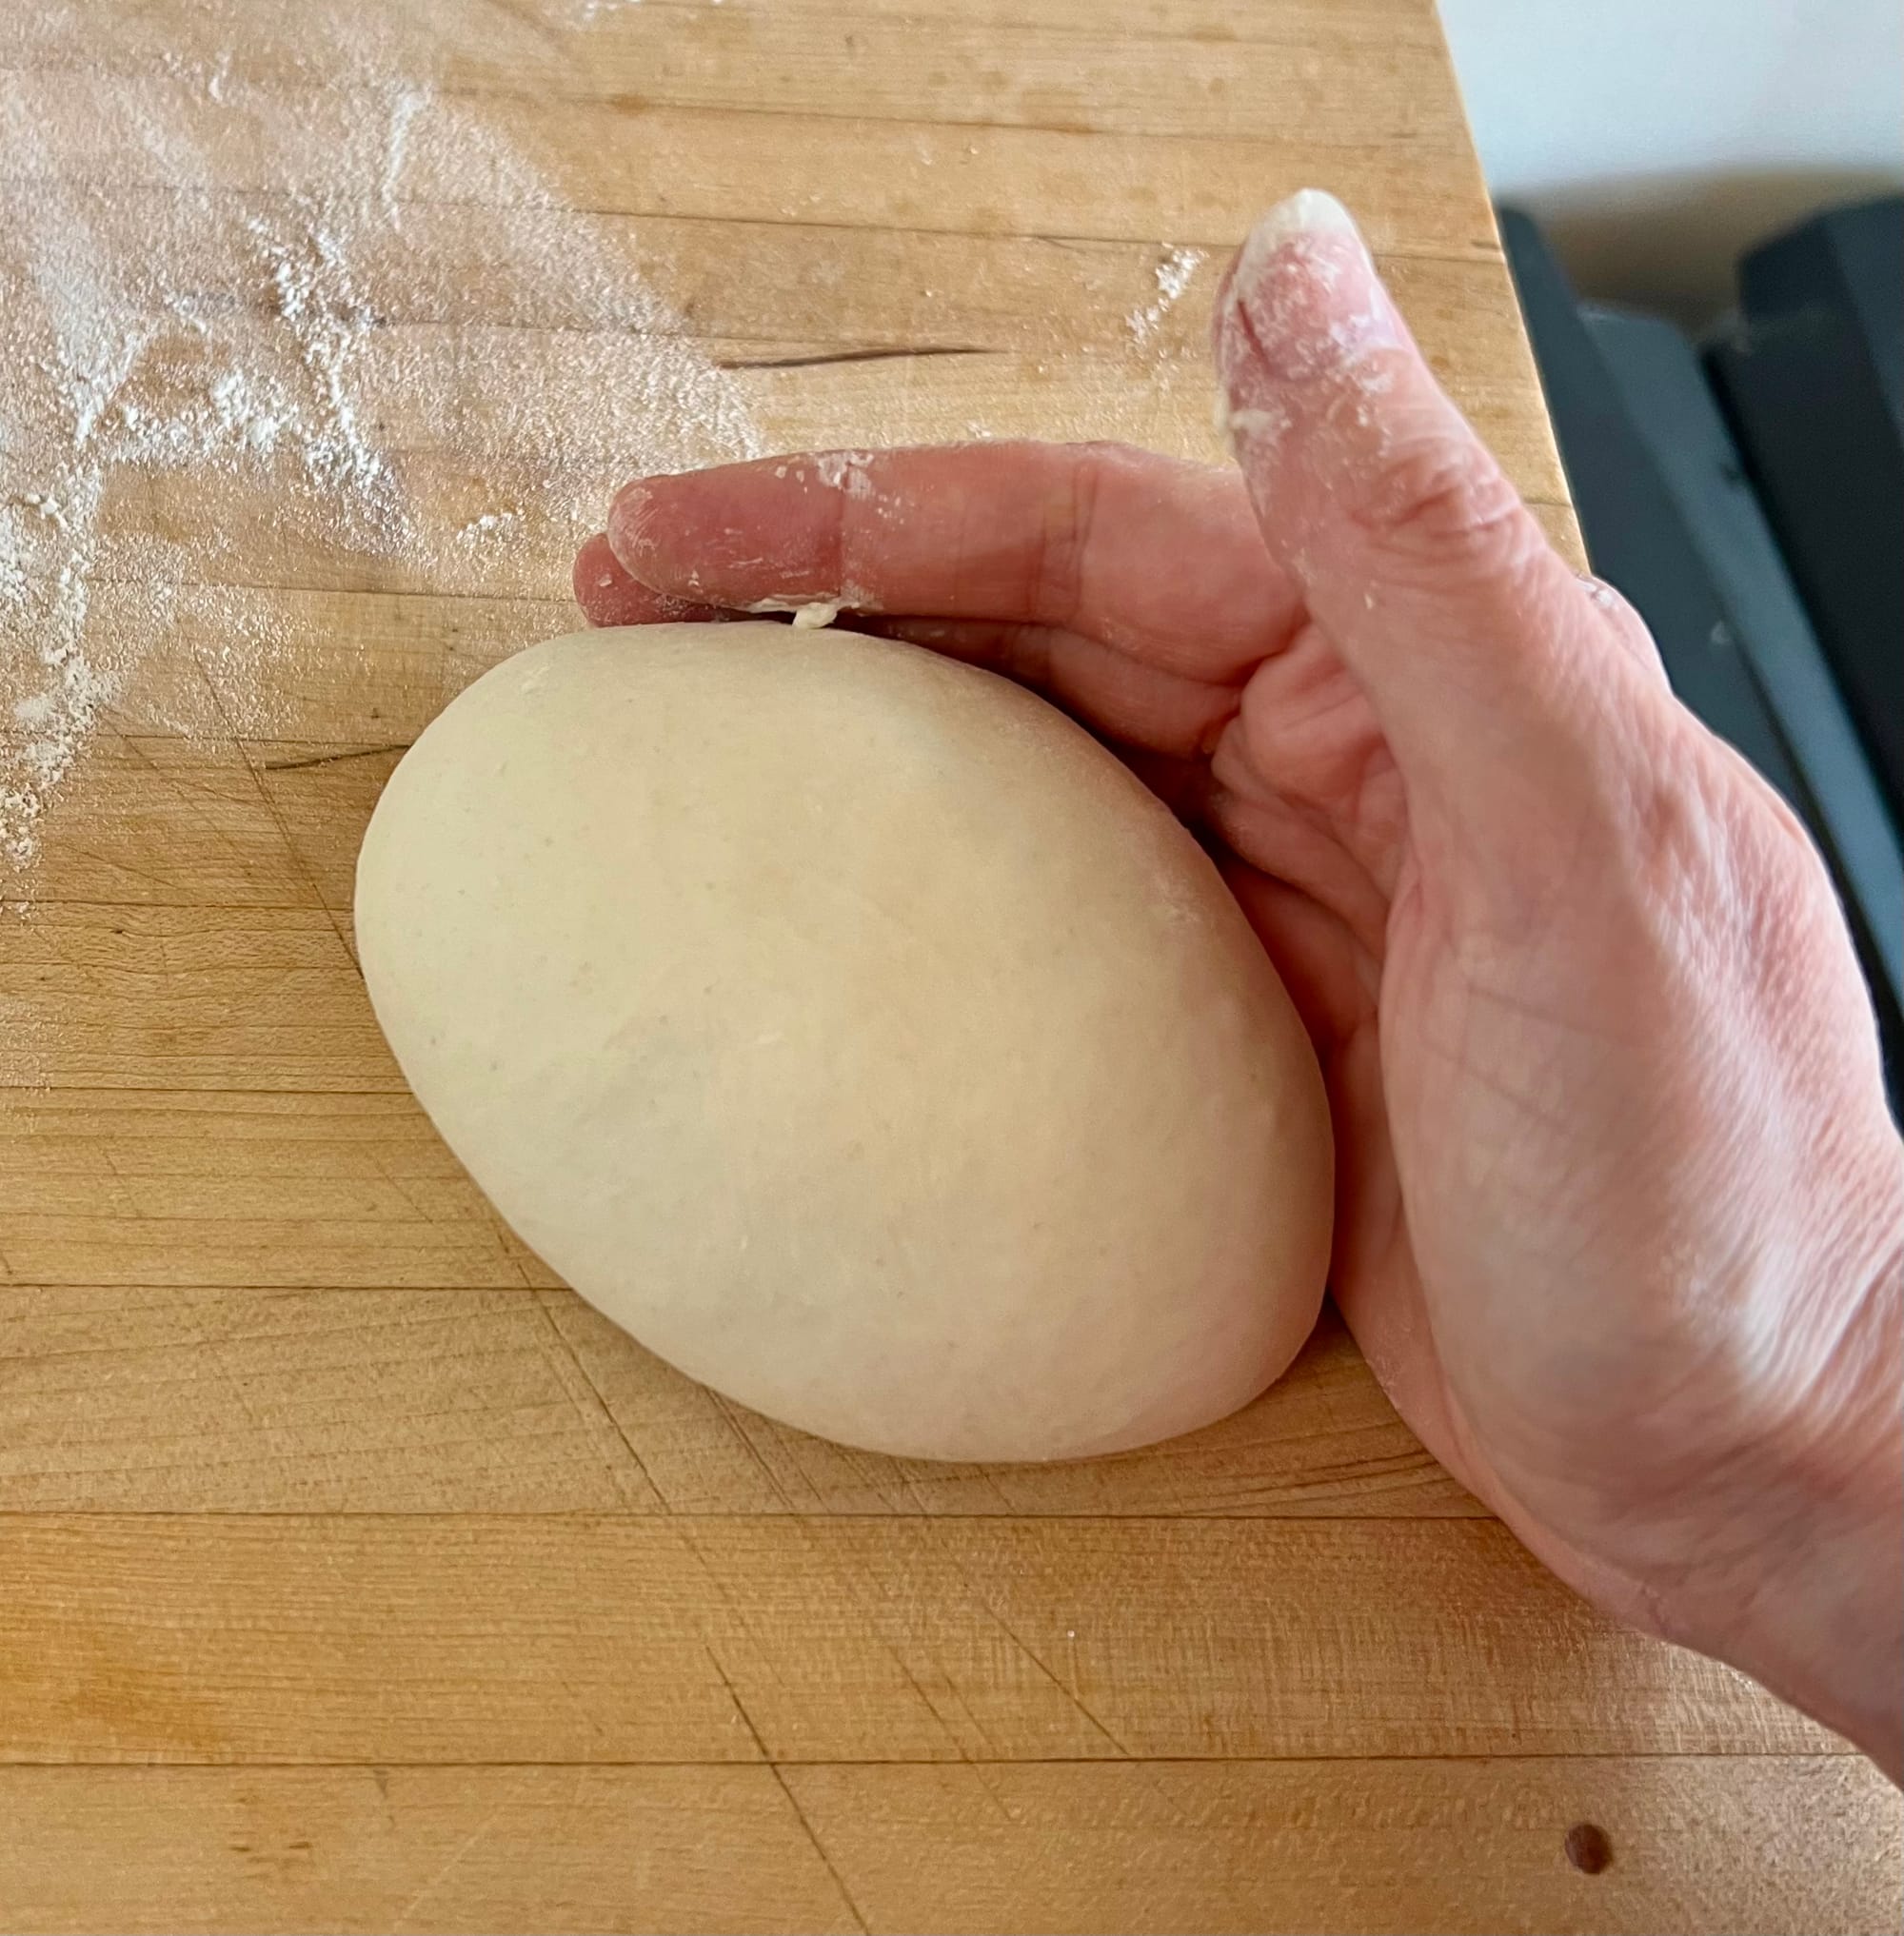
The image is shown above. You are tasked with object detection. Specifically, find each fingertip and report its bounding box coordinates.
[572,531,729,628]
[1216,189,1399,399]
[604,462,824,604]
[1210,191,1422,551]
[1231,188,1362,290]
[604,478,656,574]
[573,532,627,624]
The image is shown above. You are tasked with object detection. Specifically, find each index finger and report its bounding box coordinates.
[604,441,1304,685]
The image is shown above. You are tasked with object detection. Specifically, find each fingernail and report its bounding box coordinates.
[577,533,622,591]
[605,480,656,574]
[1220,188,1401,386]
[1237,188,1365,275]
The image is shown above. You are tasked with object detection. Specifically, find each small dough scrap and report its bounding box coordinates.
[744,596,843,628]
[355,623,1333,1462]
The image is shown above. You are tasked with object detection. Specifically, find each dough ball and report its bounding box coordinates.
[355,623,1332,1462]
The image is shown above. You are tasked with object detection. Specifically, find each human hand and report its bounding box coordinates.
[574,190,1903,1771]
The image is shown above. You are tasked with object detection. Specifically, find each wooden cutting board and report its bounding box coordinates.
[0,2,1894,1930]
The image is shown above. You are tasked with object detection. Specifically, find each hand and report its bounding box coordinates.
[574,190,1904,1770]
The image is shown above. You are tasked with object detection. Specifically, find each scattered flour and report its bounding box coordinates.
[1127,246,1205,346]
[811,449,879,497]
[0,1,764,871]
[577,0,727,13]
[457,509,525,546]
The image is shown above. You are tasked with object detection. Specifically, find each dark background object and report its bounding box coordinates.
[1498,202,1903,1111]
[1707,201,1904,827]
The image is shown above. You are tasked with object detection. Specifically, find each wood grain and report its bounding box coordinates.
[783,1756,1904,1936]
[0,1758,1894,1936]
[0,1765,862,1936]
[0,1286,651,1512]
[0,904,388,1094]
[0,1517,1834,1766]
[0,1285,1480,1516]
[0,1089,556,1288]
[8,66,1497,258]
[30,10,1468,144]
[0,0,1873,1929]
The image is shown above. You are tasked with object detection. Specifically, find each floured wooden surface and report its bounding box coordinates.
[2,3,1895,1931]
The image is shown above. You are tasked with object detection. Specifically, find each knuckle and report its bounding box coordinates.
[1577,572,1669,680]
[1029,446,1110,631]
[1351,434,1539,577]
[1613,730,1845,1049]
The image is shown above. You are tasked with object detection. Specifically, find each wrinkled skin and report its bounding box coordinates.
[575,193,1903,1771]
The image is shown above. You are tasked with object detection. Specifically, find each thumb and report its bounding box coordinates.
[1212,191,1649,839]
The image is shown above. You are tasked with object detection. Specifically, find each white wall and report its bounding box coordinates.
[1438,0,1903,323]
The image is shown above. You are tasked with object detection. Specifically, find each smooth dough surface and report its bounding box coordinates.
[355,623,1332,1462]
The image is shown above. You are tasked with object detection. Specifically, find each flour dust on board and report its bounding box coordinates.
[0,1,764,872]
